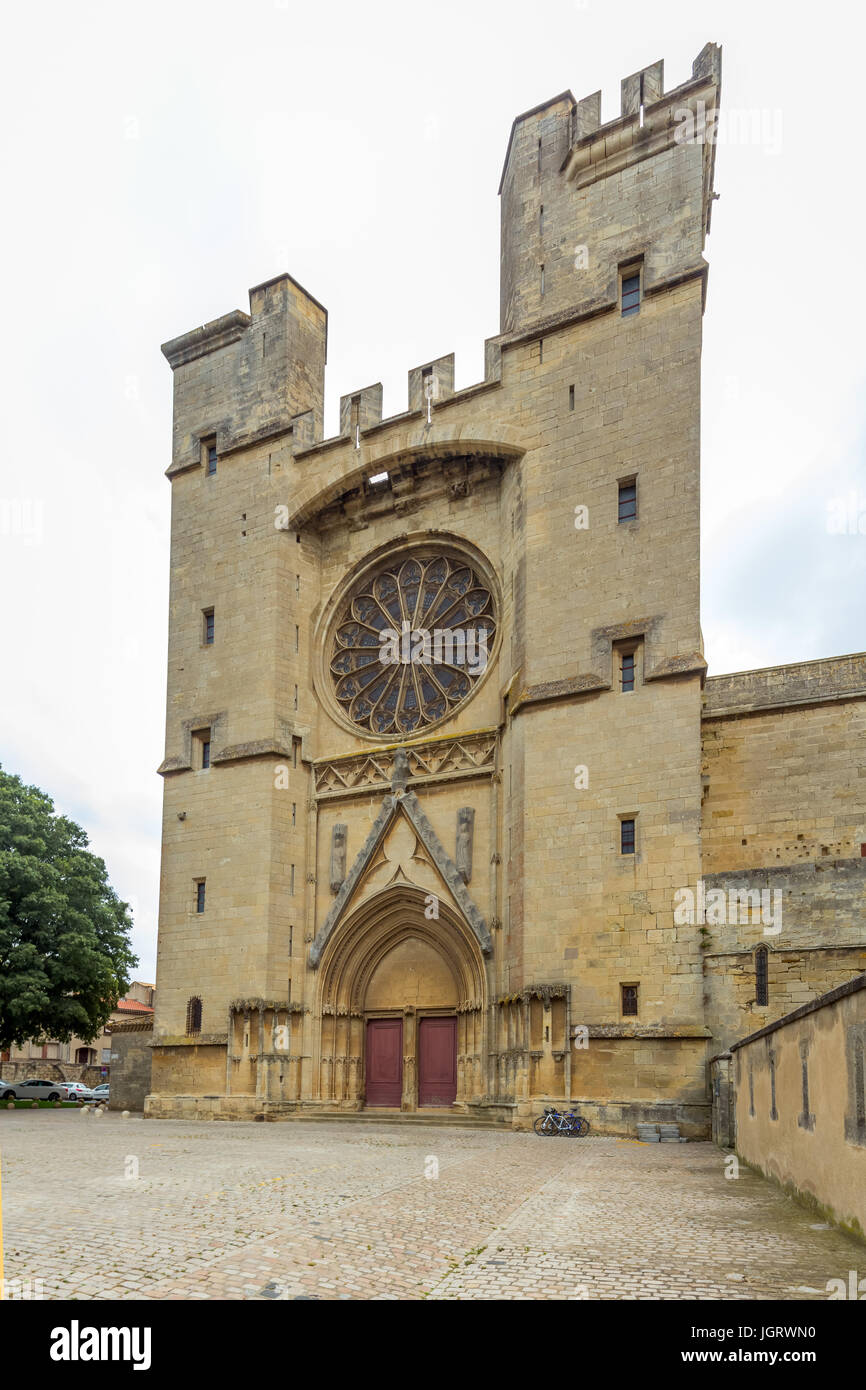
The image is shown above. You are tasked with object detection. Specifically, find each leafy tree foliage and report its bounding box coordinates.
[0,766,137,1049]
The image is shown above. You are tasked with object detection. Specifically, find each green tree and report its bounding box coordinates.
[0,766,137,1050]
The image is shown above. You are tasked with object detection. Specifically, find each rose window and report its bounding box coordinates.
[329,553,496,736]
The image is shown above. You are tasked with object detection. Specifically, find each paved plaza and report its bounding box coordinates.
[0,1112,862,1300]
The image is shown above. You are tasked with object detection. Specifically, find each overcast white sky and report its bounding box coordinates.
[1,0,864,983]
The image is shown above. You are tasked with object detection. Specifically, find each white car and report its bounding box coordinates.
[63,1082,95,1102]
[2,1078,67,1102]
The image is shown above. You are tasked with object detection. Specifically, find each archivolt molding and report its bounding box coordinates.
[288,426,525,531]
[317,883,487,1018]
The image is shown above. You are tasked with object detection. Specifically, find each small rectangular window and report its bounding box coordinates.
[195,880,206,914]
[193,728,211,770]
[294,625,299,653]
[201,437,217,475]
[621,984,638,1016]
[618,479,637,522]
[569,385,575,411]
[203,609,215,645]
[621,652,635,693]
[620,819,636,855]
[540,264,545,296]
[621,271,641,317]
[292,738,299,769]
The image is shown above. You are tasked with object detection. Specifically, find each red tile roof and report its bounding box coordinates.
[115,999,154,1014]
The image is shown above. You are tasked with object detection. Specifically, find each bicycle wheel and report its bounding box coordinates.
[577,1117,590,1136]
[533,1115,548,1135]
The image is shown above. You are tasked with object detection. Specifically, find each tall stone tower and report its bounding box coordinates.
[149,44,724,1134]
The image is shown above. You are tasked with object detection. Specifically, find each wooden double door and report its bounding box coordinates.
[365,1016,457,1108]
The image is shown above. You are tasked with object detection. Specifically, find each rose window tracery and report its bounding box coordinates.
[329,552,496,736]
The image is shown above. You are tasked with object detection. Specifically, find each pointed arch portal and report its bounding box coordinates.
[315,884,488,1110]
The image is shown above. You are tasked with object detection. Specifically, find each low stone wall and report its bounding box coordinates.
[730,973,866,1241]
[0,1060,105,1086]
[107,1021,153,1111]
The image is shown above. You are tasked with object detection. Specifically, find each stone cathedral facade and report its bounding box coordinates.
[147,43,866,1132]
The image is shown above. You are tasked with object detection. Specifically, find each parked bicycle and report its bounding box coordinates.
[533,1106,590,1136]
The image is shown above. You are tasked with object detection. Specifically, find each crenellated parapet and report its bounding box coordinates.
[500,42,722,334]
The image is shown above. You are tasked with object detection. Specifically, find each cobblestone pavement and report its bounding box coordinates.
[0,1111,862,1300]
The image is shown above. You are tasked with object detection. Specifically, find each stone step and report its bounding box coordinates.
[267,1108,510,1129]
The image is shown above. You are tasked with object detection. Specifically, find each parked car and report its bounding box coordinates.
[91,1084,109,1104]
[63,1082,95,1102]
[3,1078,66,1102]
[0,1080,19,1100]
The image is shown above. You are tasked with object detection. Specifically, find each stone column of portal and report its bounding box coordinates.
[300,790,319,1102]
[348,1014,363,1109]
[242,1008,251,1094]
[519,994,531,1104]
[402,1009,417,1111]
[455,1012,466,1108]
[256,1005,266,1103]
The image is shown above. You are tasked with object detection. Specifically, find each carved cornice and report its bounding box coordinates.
[314,730,498,800]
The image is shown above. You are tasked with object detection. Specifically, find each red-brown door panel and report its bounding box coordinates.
[418,1016,457,1107]
[365,1018,403,1107]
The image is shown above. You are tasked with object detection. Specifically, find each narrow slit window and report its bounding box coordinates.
[621,270,641,317]
[621,651,635,693]
[569,385,575,411]
[195,880,206,914]
[618,479,637,522]
[205,440,217,476]
[294,624,299,653]
[621,984,638,1017]
[203,609,215,645]
[540,264,545,296]
[290,864,295,896]
[755,945,769,1006]
[620,818,636,855]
